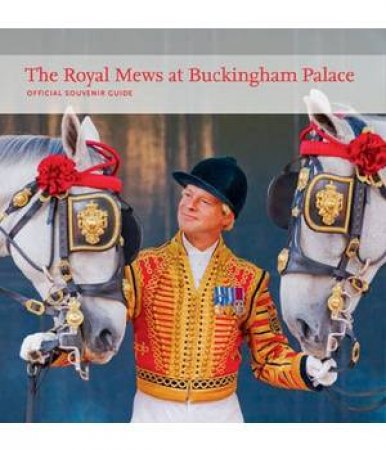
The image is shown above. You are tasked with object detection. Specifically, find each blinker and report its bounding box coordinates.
[68,192,121,252]
[266,163,300,230]
[304,174,354,234]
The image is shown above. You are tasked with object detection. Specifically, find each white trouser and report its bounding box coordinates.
[130,391,244,423]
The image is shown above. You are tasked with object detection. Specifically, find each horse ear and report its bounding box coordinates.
[304,89,338,136]
[61,107,94,170]
[80,116,100,142]
[61,106,81,157]
[74,116,100,170]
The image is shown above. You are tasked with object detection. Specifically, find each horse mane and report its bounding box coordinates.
[0,135,64,164]
[0,135,104,165]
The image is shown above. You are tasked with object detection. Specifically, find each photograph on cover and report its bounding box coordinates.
[0,29,386,423]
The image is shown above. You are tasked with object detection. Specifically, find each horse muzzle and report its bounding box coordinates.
[83,345,117,364]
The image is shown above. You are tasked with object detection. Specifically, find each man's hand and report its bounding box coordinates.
[306,355,338,387]
[19,332,58,365]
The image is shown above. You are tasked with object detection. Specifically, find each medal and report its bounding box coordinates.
[214,286,244,316]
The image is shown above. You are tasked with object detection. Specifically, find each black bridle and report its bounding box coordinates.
[0,143,131,368]
[267,119,386,412]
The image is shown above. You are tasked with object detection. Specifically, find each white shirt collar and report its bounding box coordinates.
[182,233,219,257]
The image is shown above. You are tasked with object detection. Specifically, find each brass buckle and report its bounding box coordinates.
[55,192,69,200]
[39,192,51,203]
[41,191,69,201]
[25,299,45,316]
[327,283,345,319]
[297,167,310,191]
[350,341,361,366]
[277,248,289,274]
[46,289,65,307]
[355,168,384,188]
[345,238,360,259]
[368,174,383,188]
[348,276,369,294]
[57,259,73,282]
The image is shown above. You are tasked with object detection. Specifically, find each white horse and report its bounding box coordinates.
[279,89,386,361]
[0,109,127,371]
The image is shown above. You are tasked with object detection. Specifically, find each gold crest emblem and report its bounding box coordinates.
[315,181,344,226]
[77,201,108,245]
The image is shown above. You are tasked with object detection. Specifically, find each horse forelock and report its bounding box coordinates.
[334,113,386,141]
[362,114,386,138]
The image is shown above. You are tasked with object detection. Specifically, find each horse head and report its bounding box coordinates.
[0,109,140,377]
[271,89,386,361]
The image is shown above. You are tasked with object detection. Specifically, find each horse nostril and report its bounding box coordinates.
[296,319,323,344]
[297,319,313,341]
[99,329,115,352]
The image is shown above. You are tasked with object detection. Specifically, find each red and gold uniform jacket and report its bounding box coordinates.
[123,231,313,403]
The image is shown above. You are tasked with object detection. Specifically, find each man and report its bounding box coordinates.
[21,156,337,422]
[123,156,337,422]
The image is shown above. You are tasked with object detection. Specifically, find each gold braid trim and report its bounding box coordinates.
[139,252,169,372]
[136,368,238,403]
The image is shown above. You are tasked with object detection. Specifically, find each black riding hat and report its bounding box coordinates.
[172,156,248,218]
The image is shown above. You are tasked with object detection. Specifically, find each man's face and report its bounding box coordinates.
[177,184,233,236]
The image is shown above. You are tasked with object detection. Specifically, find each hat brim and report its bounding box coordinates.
[172,171,236,215]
